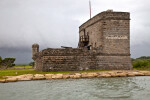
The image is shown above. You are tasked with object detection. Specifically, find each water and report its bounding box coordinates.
[0,77,150,100]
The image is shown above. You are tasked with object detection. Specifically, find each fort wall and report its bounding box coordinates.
[32,10,133,72]
[33,48,132,72]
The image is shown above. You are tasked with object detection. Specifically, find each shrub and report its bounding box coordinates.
[133,60,149,68]
[0,57,16,69]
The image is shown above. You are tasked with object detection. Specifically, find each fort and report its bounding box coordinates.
[32,10,133,72]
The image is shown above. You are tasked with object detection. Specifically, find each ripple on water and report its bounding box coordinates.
[0,77,150,100]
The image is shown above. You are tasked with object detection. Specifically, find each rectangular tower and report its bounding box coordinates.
[79,10,132,70]
[79,10,130,56]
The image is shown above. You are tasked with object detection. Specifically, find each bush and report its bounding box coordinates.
[133,60,149,68]
[0,57,16,69]
[0,56,2,64]
[29,62,34,66]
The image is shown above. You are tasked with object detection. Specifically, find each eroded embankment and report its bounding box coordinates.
[1,70,150,83]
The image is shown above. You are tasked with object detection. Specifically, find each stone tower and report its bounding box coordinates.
[79,9,130,56]
[32,43,39,58]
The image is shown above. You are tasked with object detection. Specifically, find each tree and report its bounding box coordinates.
[0,56,2,68]
[1,58,16,69]
[0,56,2,64]
[29,62,34,68]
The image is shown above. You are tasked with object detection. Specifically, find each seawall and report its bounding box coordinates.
[1,70,150,83]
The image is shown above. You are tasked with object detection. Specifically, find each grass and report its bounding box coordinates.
[1,61,150,79]
[13,66,33,69]
[0,66,108,79]
[133,67,150,71]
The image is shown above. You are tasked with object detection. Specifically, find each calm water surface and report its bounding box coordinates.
[0,77,150,100]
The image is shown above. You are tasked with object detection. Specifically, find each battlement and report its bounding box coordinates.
[41,48,89,56]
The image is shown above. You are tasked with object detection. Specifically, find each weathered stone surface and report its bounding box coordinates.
[81,73,88,78]
[132,72,144,76]
[69,73,81,79]
[33,74,45,80]
[17,74,33,81]
[62,74,70,79]
[108,72,118,77]
[6,78,17,82]
[52,74,63,79]
[0,79,6,83]
[138,71,150,76]
[117,73,127,77]
[18,78,32,81]
[86,73,98,78]
[127,72,135,77]
[45,74,53,79]
[99,73,111,78]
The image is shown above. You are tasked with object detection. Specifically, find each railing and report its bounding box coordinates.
[80,35,89,42]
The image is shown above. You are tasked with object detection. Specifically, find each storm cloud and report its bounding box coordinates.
[0,0,150,64]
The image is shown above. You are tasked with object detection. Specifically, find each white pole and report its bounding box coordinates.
[89,0,91,19]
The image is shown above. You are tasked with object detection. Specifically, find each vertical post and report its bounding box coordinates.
[89,0,91,19]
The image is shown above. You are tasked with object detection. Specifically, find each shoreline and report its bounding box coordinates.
[1,70,150,83]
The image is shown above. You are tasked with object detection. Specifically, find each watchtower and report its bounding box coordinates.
[32,43,39,58]
[79,10,130,56]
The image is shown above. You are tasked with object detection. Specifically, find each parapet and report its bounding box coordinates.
[32,43,39,48]
[79,10,130,32]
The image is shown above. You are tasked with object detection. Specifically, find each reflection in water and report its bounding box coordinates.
[0,77,150,100]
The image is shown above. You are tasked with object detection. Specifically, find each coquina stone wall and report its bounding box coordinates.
[33,48,132,72]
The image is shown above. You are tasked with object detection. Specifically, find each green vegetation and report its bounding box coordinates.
[132,56,150,70]
[0,66,107,79]
[29,62,34,66]
[0,56,16,69]
[14,66,33,69]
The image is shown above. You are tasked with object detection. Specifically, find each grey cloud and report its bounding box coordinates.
[0,0,150,64]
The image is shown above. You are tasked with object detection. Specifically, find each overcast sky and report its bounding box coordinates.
[0,0,150,64]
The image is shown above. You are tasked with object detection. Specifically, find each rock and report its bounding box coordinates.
[17,74,33,81]
[33,74,45,80]
[107,72,118,77]
[117,72,127,77]
[74,73,81,78]
[18,78,32,81]
[70,75,80,79]
[0,79,6,83]
[4,76,15,78]
[26,74,34,77]
[63,74,70,79]
[86,73,98,78]
[99,73,111,78]
[144,73,150,76]
[139,71,150,76]
[69,73,81,79]
[6,77,18,82]
[45,74,53,79]
[52,74,63,79]
[127,72,135,77]
[132,72,144,76]
[81,73,88,78]
[17,75,26,78]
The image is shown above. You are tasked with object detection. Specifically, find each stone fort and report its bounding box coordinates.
[32,10,133,72]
